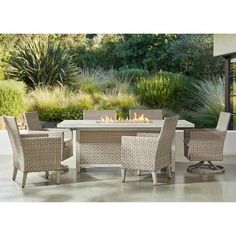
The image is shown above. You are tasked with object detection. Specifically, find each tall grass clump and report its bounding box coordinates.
[189,78,225,127]
[76,67,132,95]
[26,87,93,122]
[136,71,194,112]
[98,92,138,118]
[112,68,149,83]
[5,36,78,88]
[0,80,26,118]
[75,67,106,95]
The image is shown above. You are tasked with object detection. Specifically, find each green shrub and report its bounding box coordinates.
[26,87,93,122]
[169,34,224,80]
[98,93,138,118]
[0,80,26,117]
[136,71,194,112]
[5,36,78,88]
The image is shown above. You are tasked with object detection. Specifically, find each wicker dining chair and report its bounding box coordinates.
[129,109,163,176]
[121,117,178,185]
[83,110,116,120]
[184,111,231,174]
[129,109,163,120]
[3,116,62,187]
[24,111,73,166]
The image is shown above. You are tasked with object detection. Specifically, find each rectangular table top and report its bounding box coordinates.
[57,119,195,130]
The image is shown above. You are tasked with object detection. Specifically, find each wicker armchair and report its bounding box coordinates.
[129,109,163,120]
[24,112,73,166]
[121,117,178,185]
[129,109,163,176]
[83,110,116,120]
[184,112,231,174]
[3,116,62,187]
[24,111,72,140]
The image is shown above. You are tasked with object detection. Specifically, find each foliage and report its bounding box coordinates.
[114,68,149,83]
[168,34,224,79]
[0,80,26,117]
[26,87,93,122]
[113,34,177,71]
[0,34,225,83]
[5,36,79,88]
[75,67,105,95]
[136,71,194,112]
[0,35,24,80]
[25,85,138,121]
[98,92,138,118]
[71,34,178,72]
[75,67,132,96]
[188,78,225,127]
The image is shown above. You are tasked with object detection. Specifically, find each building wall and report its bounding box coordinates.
[214,34,236,57]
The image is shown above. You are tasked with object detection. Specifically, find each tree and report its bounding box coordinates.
[114,34,178,72]
[168,34,224,79]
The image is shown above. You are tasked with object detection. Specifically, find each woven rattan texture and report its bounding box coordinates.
[121,117,178,172]
[24,112,43,131]
[184,112,231,161]
[80,143,121,164]
[21,137,62,172]
[24,111,73,161]
[80,131,137,143]
[4,116,62,173]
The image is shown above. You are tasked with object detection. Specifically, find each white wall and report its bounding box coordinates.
[214,34,236,56]
[0,130,12,155]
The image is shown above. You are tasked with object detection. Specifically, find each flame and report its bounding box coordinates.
[100,113,150,123]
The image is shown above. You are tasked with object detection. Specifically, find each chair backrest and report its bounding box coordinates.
[129,109,163,120]
[24,111,43,131]
[155,117,178,168]
[3,116,24,169]
[83,110,116,120]
[216,112,231,132]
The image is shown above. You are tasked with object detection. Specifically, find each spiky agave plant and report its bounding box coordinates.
[5,36,78,88]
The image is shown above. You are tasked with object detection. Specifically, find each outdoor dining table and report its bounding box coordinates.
[57,119,195,173]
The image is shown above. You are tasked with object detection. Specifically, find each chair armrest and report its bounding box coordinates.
[185,130,226,160]
[21,137,62,171]
[184,129,224,144]
[190,130,226,141]
[121,136,159,171]
[45,128,72,140]
[20,132,49,138]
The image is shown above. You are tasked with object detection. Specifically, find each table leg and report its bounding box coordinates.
[171,132,176,173]
[72,129,80,174]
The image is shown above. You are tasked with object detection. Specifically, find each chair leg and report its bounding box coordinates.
[22,173,27,188]
[12,167,18,181]
[137,170,141,176]
[45,171,49,179]
[121,168,126,183]
[166,165,172,179]
[56,171,60,185]
[151,172,158,186]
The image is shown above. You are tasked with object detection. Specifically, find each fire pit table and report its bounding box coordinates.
[57,119,194,173]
